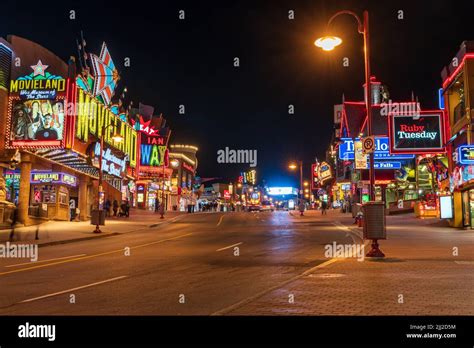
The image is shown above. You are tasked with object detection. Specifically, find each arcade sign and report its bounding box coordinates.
[389,111,445,154]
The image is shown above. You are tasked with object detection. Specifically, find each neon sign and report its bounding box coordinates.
[457,145,474,165]
[75,87,138,167]
[6,60,67,149]
[90,142,126,177]
[389,111,445,154]
[30,172,77,186]
[339,137,414,160]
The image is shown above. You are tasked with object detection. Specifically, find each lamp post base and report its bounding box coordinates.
[93,224,102,234]
[366,239,385,257]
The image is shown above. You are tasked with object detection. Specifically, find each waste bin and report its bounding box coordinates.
[362,201,386,240]
[91,209,105,225]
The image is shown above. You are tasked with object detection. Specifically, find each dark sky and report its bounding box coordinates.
[2,0,474,187]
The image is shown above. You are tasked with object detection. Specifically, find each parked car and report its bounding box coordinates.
[260,200,275,212]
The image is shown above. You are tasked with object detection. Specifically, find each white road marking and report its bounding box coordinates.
[217,215,224,226]
[216,242,242,252]
[5,254,87,268]
[18,276,128,303]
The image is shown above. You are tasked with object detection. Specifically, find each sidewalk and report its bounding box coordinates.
[0,209,192,246]
[225,209,474,315]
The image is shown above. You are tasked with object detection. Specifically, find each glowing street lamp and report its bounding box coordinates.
[316,10,384,258]
[288,160,303,204]
[303,181,309,187]
[314,36,342,51]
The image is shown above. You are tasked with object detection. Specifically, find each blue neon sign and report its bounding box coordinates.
[457,145,474,165]
[339,137,415,160]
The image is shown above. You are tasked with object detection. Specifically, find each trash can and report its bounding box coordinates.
[91,209,105,225]
[362,201,386,240]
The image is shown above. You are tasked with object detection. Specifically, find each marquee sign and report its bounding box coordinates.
[76,87,138,167]
[6,60,67,149]
[388,111,445,154]
[30,172,77,186]
[241,170,256,185]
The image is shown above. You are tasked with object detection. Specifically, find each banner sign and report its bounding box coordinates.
[241,170,256,185]
[457,145,474,165]
[354,141,367,169]
[389,111,445,154]
[339,137,414,160]
[6,60,67,149]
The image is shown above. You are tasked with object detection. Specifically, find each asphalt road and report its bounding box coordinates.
[0,211,359,315]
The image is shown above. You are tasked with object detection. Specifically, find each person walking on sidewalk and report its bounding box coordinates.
[105,199,111,217]
[9,206,18,242]
[125,199,130,217]
[154,197,160,213]
[112,199,119,217]
[298,200,305,216]
[321,200,328,215]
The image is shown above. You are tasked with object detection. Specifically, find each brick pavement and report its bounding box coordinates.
[223,209,474,315]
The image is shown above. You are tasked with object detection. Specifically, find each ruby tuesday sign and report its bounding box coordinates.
[389,111,445,154]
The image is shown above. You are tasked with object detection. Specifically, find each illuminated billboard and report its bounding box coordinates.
[6,60,67,148]
[267,187,298,195]
[388,111,445,154]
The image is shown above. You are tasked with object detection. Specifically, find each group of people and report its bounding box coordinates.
[199,201,219,212]
[104,199,130,217]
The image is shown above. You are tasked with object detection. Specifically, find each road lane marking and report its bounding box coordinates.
[216,242,242,252]
[212,222,370,316]
[18,276,127,303]
[217,215,224,226]
[0,233,193,277]
[4,254,87,268]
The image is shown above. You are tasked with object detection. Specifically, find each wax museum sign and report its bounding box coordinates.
[6,60,67,149]
[140,133,169,167]
[389,111,445,154]
[89,142,126,177]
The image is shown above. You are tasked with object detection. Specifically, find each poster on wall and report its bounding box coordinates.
[6,60,67,148]
[388,111,445,154]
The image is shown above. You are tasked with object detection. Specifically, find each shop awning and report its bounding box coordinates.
[31,148,99,178]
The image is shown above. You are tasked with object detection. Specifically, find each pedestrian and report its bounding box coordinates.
[125,199,130,217]
[321,200,328,215]
[298,200,305,216]
[154,197,160,213]
[9,206,18,242]
[112,199,119,217]
[105,199,111,217]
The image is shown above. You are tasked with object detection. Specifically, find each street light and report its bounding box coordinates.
[288,160,303,205]
[314,36,342,51]
[94,124,124,234]
[316,10,384,257]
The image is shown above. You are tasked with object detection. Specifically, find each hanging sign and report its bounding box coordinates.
[354,141,367,169]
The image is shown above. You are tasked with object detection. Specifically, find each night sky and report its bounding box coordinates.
[2,0,474,187]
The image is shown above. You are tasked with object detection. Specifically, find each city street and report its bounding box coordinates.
[0,210,472,316]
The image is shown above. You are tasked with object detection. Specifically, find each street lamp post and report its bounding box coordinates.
[316,10,384,257]
[288,160,303,204]
[94,124,123,233]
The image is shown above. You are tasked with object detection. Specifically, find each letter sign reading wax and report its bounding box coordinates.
[389,111,445,154]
